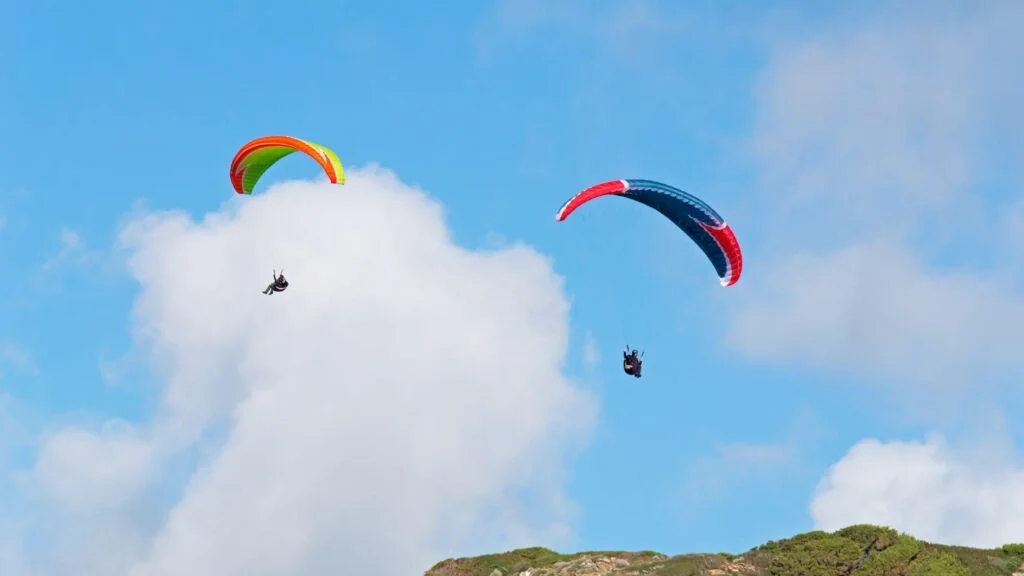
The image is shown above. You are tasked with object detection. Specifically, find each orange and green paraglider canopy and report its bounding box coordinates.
[230,135,345,194]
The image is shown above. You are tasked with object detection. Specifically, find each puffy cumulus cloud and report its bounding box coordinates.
[811,434,1024,547]
[750,1,1024,247]
[23,422,159,576]
[739,4,1024,548]
[33,422,157,515]
[5,166,596,576]
[731,1,1024,394]
[728,241,1024,390]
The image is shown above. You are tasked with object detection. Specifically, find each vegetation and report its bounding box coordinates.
[425,525,1024,576]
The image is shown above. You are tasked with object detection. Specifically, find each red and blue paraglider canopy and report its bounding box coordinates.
[555,179,742,287]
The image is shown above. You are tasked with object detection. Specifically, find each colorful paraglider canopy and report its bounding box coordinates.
[555,179,742,287]
[230,135,345,195]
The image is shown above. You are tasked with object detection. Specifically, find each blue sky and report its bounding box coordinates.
[2,0,1024,574]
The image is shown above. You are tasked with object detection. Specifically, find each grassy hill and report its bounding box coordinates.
[425,525,1024,576]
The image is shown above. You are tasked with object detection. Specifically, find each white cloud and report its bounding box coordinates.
[728,240,1024,390]
[26,422,159,576]
[741,3,1024,550]
[811,434,1024,548]
[750,2,1024,248]
[34,423,157,515]
[5,167,596,575]
[731,1,1024,395]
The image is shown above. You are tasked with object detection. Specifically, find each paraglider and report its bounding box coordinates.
[230,135,345,195]
[623,346,643,378]
[263,269,288,295]
[557,179,743,377]
[555,179,743,287]
[231,135,343,298]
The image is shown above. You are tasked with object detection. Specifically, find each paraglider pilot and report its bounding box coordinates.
[623,345,642,378]
[263,269,289,295]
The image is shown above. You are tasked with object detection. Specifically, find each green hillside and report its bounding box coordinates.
[426,525,1024,576]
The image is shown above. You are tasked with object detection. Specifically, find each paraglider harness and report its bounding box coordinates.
[623,346,643,378]
[263,269,289,295]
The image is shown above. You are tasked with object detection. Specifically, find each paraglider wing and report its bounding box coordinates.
[555,179,742,286]
[230,135,345,194]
